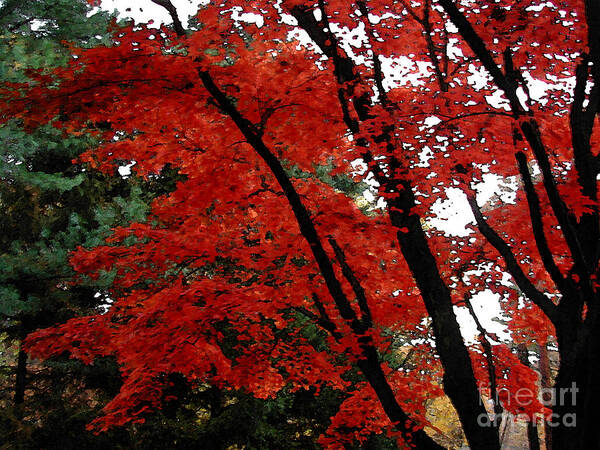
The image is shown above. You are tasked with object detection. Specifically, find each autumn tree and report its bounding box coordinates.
[1,3,389,448]
[3,0,599,448]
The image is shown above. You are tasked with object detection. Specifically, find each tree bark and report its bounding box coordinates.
[552,305,600,449]
[14,343,27,406]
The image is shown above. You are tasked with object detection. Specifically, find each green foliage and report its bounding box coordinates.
[0,2,159,447]
[0,0,114,90]
[285,161,373,214]
[0,0,117,330]
[0,0,112,42]
[0,286,39,317]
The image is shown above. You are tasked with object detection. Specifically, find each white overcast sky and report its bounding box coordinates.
[98,0,203,26]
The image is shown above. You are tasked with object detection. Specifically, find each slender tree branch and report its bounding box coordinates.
[438,11,450,83]
[337,88,360,133]
[569,53,600,270]
[570,54,600,178]
[328,237,372,329]
[315,0,355,83]
[436,0,521,113]
[503,48,532,109]
[311,292,343,339]
[291,1,386,184]
[291,4,364,134]
[466,192,557,322]
[437,0,593,291]
[291,2,355,84]
[515,152,572,297]
[422,0,449,91]
[396,0,424,23]
[464,294,503,425]
[150,0,185,36]
[434,110,513,131]
[311,293,331,322]
[198,70,360,328]
[355,0,390,104]
[520,119,592,282]
[294,304,342,339]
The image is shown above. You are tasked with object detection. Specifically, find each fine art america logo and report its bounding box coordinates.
[477,382,578,427]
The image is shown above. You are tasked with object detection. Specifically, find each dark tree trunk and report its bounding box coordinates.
[574,308,600,449]
[552,316,579,449]
[388,186,500,450]
[527,422,541,450]
[357,346,444,450]
[553,305,600,449]
[14,344,27,405]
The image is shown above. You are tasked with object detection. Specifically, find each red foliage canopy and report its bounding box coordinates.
[4,0,599,448]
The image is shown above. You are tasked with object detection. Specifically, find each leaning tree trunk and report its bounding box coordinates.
[553,303,600,449]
